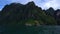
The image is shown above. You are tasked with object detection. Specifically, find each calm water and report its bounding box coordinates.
[0,25,60,34]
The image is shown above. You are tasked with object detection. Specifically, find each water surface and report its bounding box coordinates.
[0,25,60,34]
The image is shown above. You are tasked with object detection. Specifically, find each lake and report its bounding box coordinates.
[0,25,60,34]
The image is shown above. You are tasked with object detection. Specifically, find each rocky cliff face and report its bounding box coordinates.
[0,1,57,25]
[54,9,60,25]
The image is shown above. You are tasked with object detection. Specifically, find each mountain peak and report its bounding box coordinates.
[29,1,35,4]
[26,1,35,6]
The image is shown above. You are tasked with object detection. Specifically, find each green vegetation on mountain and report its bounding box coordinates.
[0,1,58,26]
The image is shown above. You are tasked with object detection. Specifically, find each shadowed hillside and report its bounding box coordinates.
[0,1,60,26]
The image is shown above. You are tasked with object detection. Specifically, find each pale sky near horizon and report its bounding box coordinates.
[0,0,60,10]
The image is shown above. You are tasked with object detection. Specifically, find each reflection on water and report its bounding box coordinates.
[0,25,60,34]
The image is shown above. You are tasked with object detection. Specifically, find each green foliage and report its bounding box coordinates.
[0,1,58,25]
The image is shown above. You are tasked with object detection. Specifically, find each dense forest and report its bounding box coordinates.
[0,1,60,26]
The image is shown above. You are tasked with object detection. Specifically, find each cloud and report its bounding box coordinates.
[32,0,60,10]
[40,0,60,10]
[28,0,34,1]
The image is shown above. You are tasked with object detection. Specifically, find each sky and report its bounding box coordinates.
[0,0,60,10]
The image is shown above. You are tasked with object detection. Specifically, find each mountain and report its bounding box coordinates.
[45,8,60,25]
[45,7,55,16]
[0,1,57,26]
[54,9,60,25]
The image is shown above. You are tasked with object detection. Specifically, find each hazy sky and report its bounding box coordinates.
[0,0,60,10]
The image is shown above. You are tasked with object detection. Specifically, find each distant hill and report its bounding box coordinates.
[54,9,60,25]
[0,1,59,26]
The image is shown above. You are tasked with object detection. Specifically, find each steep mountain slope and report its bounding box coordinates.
[45,7,60,25]
[45,7,55,16]
[0,1,57,25]
[54,9,60,25]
